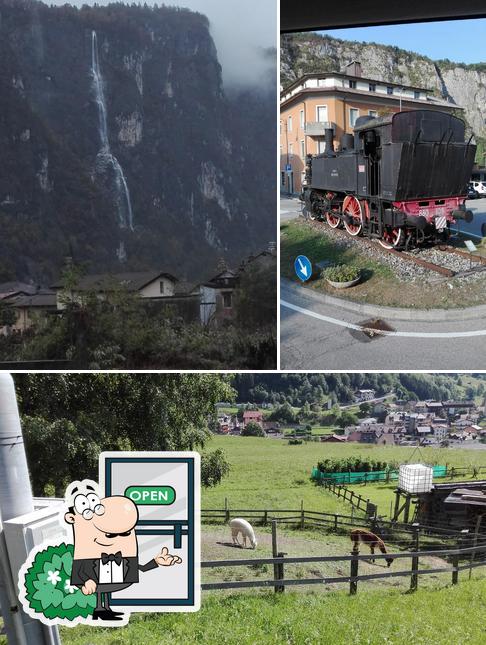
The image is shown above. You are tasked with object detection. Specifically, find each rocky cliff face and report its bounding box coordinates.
[281,33,486,139]
[0,0,276,283]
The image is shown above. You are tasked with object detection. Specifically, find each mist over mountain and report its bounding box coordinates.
[0,0,276,283]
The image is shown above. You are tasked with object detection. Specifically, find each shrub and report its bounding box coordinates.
[241,421,266,437]
[323,265,360,283]
[22,543,96,622]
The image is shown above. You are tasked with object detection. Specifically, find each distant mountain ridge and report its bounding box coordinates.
[0,0,276,283]
[281,32,486,145]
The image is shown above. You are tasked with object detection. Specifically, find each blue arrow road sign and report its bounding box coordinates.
[294,255,312,282]
[285,164,292,172]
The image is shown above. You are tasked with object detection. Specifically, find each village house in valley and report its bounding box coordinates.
[280,60,464,194]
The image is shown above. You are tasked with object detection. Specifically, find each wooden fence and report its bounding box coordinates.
[318,480,377,517]
[200,505,485,550]
[200,519,486,595]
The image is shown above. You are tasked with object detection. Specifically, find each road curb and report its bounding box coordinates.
[281,279,486,323]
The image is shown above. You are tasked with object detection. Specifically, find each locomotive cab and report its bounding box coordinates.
[303,109,475,249]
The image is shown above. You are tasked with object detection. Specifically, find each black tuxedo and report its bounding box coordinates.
[71,555,157,588]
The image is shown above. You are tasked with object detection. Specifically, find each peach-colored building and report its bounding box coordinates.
[280,61,462,194]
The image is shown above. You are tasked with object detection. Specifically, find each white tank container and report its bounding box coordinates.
[398,464,433,493]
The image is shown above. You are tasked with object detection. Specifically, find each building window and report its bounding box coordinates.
[288,115,292,132]
[300,109,304,129]
[387,86,394,95]
[281,171,285,186]
[222,292,232,308]
[316,105,328,123]
[289,143,293,156]
[349,108,359,127]
[369,83,376,92]
[300,140,305,159]
[368,110,378,118]
[279,120,282,134]
[318,140,326,154]
[159,280,165,294]
[348,79,356,89]
[414,90,420,99]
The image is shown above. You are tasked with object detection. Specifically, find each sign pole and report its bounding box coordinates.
[0,373,59,645]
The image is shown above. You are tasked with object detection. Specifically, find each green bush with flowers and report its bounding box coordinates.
[23,543,96,621]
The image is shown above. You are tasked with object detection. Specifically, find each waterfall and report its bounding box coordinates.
[91,30,134,231]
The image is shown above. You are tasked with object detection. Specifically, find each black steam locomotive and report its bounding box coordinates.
[302,109,475,249]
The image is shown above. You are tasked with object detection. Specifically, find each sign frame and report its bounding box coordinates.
[99,451,200,613]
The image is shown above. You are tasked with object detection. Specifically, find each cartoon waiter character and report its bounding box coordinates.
[64,480,182,622]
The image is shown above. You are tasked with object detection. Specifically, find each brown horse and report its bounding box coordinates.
[350,528,394,567]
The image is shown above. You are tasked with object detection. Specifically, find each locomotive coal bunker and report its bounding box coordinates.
[302,109,476,249]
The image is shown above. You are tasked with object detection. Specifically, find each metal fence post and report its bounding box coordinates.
[225,497,230,523]
[300,500,304,530]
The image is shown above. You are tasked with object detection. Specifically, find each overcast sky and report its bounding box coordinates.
[45,0,277,87]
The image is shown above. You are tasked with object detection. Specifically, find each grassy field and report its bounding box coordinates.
[57,580,486,645]
[281,218,486,308]
[202,435,486,516]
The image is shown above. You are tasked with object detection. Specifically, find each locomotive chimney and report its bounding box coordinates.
[324,128,334,155]
[340,133,354,150]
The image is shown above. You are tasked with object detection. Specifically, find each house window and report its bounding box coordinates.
[222,292,232,308]
[300,109,304,129]
[387,86,394,95]
[159,280,165,294]
[288,115,292,132]
[348,79,356,89]
[369,83,376,92]
[349,108,359,127]
[300,139,305,159]
[316,105,328,123]
[368,110,378,118]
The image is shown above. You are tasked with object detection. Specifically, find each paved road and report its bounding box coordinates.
[454,197,486,238]
[280,281,486,370]
[280,196,302,222]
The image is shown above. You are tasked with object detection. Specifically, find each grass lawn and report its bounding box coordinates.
[57,580,486,645]
[202,435,486,516]
[281,218,486,308]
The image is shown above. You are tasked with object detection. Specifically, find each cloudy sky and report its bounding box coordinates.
[46,0,277,87]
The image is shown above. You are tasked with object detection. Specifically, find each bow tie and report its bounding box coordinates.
[101,551,122,566]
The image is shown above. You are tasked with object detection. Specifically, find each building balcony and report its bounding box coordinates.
[304,121,335,136]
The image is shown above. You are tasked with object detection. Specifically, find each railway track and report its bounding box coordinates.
[306,216,486,279]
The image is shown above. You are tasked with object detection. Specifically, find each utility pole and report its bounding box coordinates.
[0,373,60,645]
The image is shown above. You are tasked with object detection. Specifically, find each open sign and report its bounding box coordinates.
[125,486,176,505]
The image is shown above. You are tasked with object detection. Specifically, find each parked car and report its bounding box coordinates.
[470,180,486,196]
[467,182,479,199]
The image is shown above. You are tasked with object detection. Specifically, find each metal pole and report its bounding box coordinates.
[0,373,59,645]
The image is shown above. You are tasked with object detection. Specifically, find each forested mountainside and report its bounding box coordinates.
[281,32,486,152]
[0,0,276,283]
[233,374,486,406]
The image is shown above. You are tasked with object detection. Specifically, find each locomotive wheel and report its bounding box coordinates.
[378,227,404,249]
[326,209,341,228]
[342,195,363,236]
